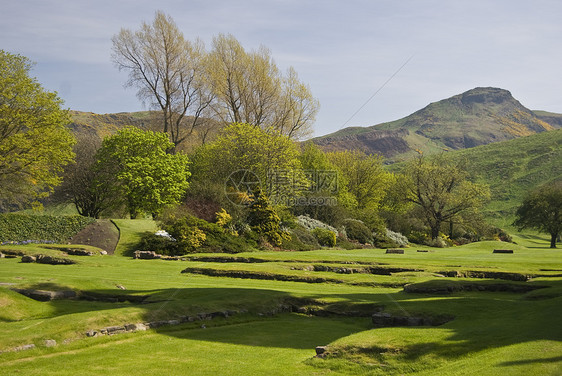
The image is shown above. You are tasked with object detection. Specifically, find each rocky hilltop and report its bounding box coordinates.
[313,87,560,161]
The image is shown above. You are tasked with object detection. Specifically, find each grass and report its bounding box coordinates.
[0,219,561,375]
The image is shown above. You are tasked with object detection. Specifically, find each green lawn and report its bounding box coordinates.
[0,220,560,375]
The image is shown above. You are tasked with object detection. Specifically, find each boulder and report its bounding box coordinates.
[63,248,94,256]
[86,330,98,337]
[14,344,36,352]
[125,323,147,332]
[315,346,328,356]
[35,254,76,265]
[386,249,404,254]
[105,326,126,335]
[133,250,163,259]
[493,249,514,254]
[21,255,36,263]
[44,339,57,347]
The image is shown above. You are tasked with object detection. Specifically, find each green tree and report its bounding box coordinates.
[55,136,117,218]
[96,127,190,218]
[293,143,349,224]
[327,150,391,211]
[401,154,490,240]
[0,50,75,209]
[191,122,307,204]
[247,188,288,246]
[514,182,562,248]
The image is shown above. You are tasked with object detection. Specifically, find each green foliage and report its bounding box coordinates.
[279,225,319,251]
[443,129,562,224]
[514,182,562,248]
[293,143,350,224]
[0,214,95,242]
[341,218,373,244]
[95,127,191,218]
[161,214,254,254]
[137,232,179,255]
[311,227,337,247]
[327,150,393,212]
[215,208,232,227]
[247,189,289,246]
[191,122,307,203]
[0,50,75,209]
[400,154,490,239]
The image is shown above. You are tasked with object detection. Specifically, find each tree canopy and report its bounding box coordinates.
[0,50,75,210]
[95,127,190,218]
[327,150,392,212]
[191,122,306,205]
[514,182,562,248]
[400,154,490,239]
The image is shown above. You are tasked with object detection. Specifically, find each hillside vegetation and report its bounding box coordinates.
[313,87,560,162]
[451,128,562,225]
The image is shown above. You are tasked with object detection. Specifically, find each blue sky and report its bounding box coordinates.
[2,0,561,137]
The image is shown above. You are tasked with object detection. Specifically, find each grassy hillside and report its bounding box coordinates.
[448,128,562,226]
[68,110,159,141]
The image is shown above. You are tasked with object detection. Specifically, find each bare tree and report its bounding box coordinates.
[111,11,214,149]
[274,67,319,140]
[207,34,318,139]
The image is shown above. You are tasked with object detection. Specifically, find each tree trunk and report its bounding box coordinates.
[431,223,440,240]
[551,233,558,249]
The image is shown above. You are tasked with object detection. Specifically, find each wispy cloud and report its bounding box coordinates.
[1,0,561,136]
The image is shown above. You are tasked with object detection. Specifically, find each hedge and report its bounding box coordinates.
[0,214,95,243]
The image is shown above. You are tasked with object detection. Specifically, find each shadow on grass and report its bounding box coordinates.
[13,278,562,358]
[498,355,562,366]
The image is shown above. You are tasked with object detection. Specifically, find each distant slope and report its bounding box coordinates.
[313,87,560,162]
[68,110,159,141]
[445,129,562,225]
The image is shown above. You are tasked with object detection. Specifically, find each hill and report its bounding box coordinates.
[67,110,159,141]
[313,87,560,162]
[385,129,562,226]
[453,128,562,225]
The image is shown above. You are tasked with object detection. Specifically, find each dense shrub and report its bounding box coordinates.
[0,214,95,243]
[280,226,319,251]
[341,218,373,244]
[296,215,338,234]
[372,230,403,248]
[280,234,314,251]
[137,232,179,255]
[406,230,428,245]
[386,229,409,247]
[486,227,513,243]
[247,189,289,246]
[336,238,364,250]
[159,214,256,254]
[312,228,337,247]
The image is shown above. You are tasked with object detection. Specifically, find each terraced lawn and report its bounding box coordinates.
[0,221,560,375]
